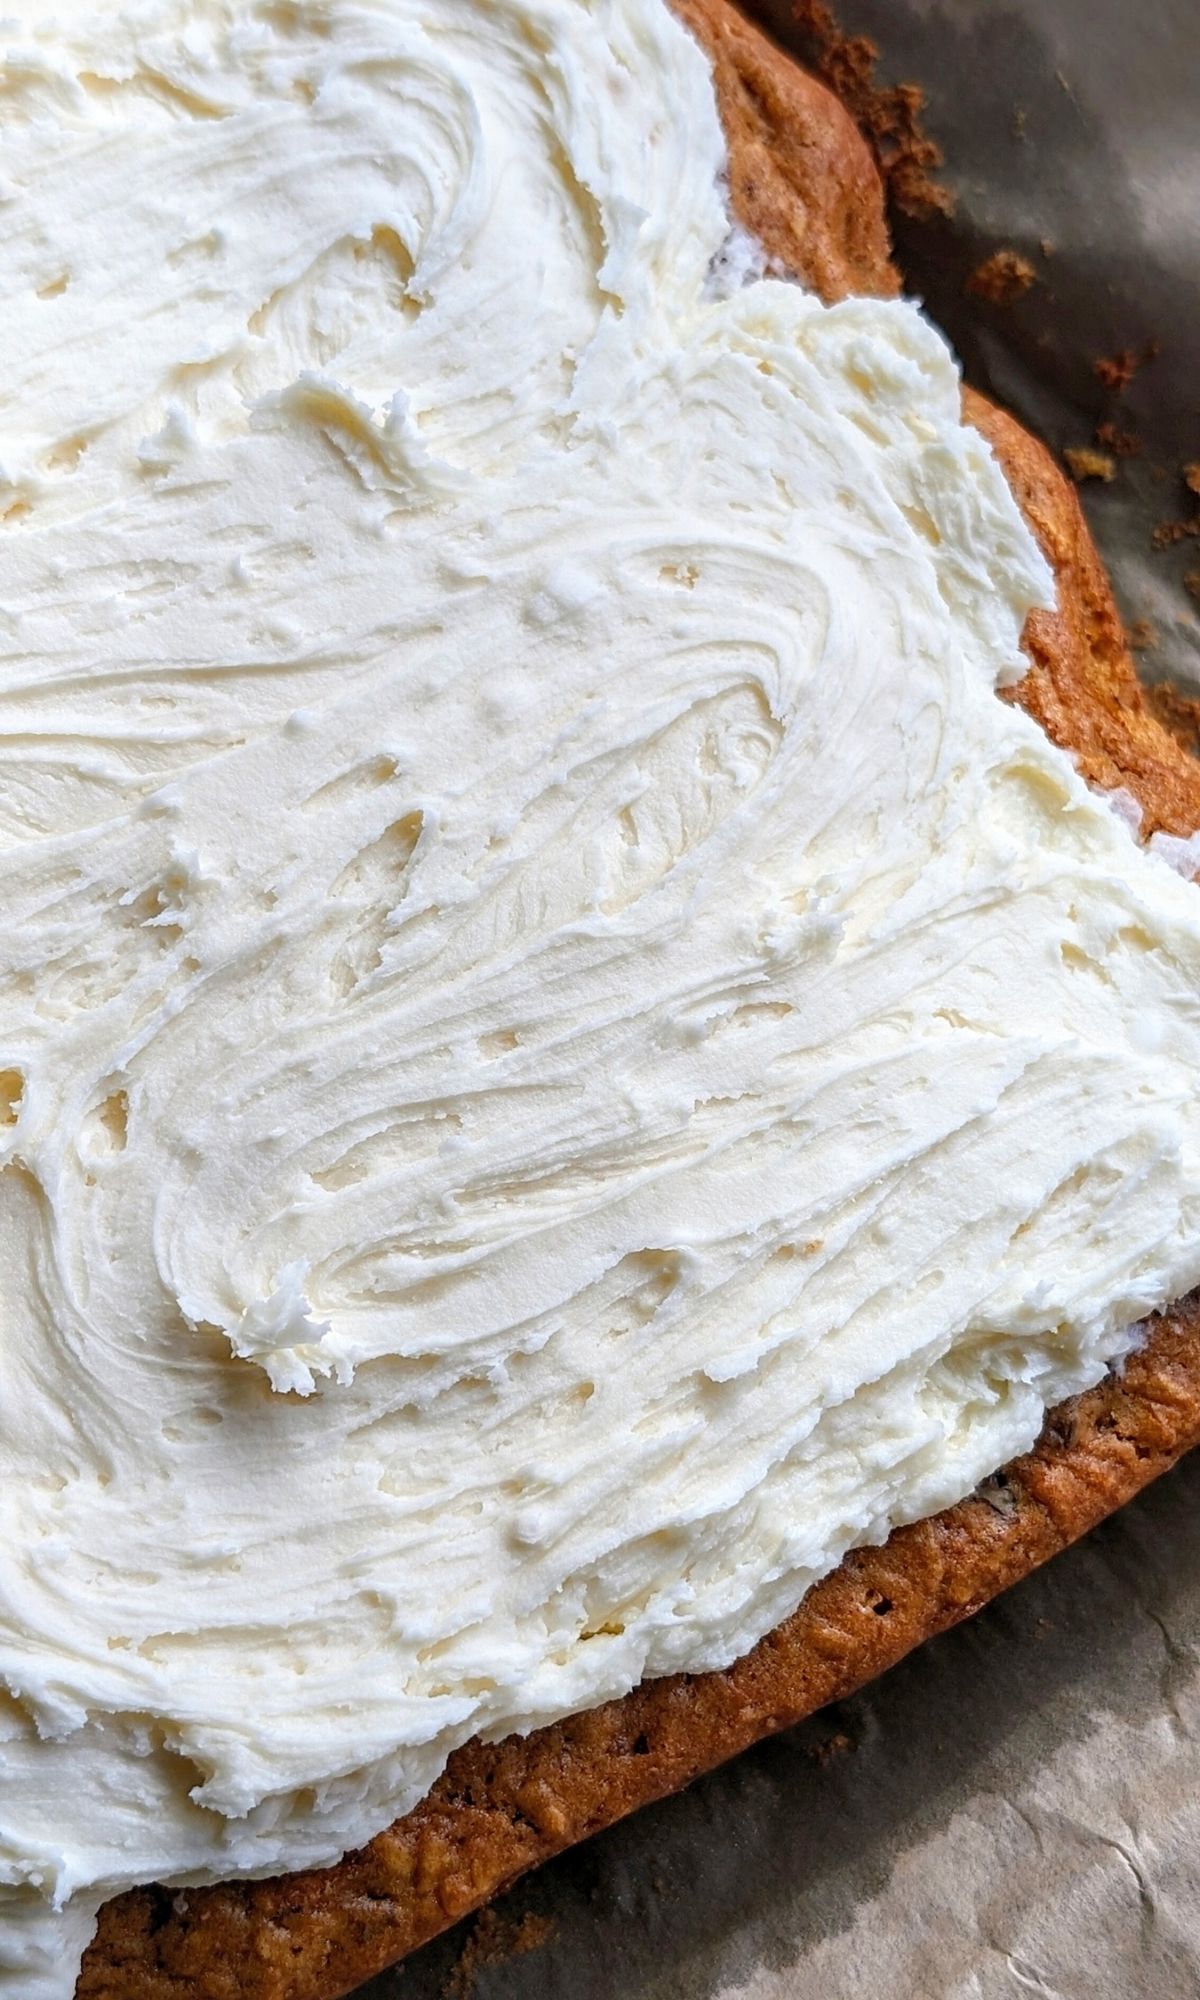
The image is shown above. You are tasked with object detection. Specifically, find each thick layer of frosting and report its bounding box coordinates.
[3,0,1200,1988]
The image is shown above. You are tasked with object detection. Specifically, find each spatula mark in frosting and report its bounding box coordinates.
[4,0,1200,1990]
[329,809,425,997]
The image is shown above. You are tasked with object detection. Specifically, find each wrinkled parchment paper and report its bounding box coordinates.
[366,7,1200,1994]
[377,1454,1200,2000]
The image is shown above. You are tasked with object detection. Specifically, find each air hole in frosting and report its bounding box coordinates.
[44,431,92,474]
[84,1089,129,1156]
[0,1068,24,1126]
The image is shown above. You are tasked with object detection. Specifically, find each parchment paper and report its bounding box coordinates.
[366,7,1200,1994]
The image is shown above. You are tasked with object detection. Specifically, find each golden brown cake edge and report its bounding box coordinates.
[78,6,1200,1994]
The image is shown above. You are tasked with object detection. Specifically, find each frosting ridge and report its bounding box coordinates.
[2,0,1200,1987]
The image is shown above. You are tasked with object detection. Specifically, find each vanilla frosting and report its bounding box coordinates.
[4,0,1200,1988]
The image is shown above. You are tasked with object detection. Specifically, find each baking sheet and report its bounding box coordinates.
[364,7,1200,1995]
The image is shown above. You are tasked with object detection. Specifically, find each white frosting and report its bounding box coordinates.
[3,0,1200,1987]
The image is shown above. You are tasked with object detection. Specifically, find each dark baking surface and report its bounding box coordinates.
[362,7,1200,1995]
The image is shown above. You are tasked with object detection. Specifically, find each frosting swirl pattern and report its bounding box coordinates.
[2,0,1200,1987]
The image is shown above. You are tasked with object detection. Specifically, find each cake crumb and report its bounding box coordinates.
[1064,447,1116,484]
[1184,463,1200,497]
[792,0,954,219]
[1094,348,1139,392]
[1095,419,1141,459]
[965,248,1036,304]
[1039,236,1055,259]
[811,1729,854,1767]
[1094,341,1160,392]
[1186,572,1200,604]
[1153,519,1200,550]
[1127,619,1157,652]
[443,1909,554,2000]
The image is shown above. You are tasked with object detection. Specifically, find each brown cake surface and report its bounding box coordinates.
[77,5,1200,1994]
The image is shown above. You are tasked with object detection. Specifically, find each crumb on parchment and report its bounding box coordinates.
[965,248,1036,304]
[1094,348,1139,392]
[1094,340,1161,392]
[811,1729,855,1767]
[1153,520,1200,551]
[443,1909,555,2000]
[1064,447,1116,484]
[1096,419,1141,459]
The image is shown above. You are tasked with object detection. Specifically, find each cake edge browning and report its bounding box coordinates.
[78,6,1200,1995]
[82,1294,1200,2000]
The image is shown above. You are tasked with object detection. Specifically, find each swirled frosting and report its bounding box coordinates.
[4,0,1200,1987]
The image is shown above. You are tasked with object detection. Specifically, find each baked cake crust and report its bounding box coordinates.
[77,5,1200,1994]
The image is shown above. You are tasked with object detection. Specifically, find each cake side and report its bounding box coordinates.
[80,1294,1200,2000]
[77,4,1200,1997]
[968,387,1200,839]
[669,0,897,306]
[679,0,1200,839]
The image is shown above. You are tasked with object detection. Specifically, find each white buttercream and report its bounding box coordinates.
[3,0,1200,1987]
